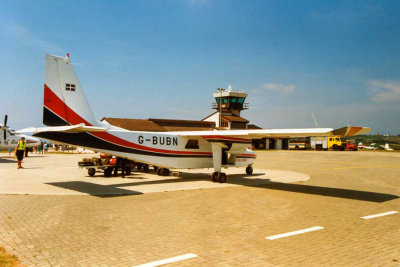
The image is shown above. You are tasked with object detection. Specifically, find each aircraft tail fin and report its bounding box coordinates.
[43,54,99,127]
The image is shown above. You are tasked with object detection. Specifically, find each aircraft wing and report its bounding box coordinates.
[170,126,371,139]
[17,124,107,134]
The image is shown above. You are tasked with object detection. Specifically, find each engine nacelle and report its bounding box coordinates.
[233,148,256,167]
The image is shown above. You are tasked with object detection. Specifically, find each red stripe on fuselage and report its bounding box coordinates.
[44,84,212,156]
[236,153,257,158]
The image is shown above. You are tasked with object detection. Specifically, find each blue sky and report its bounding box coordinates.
[1,0,399,134]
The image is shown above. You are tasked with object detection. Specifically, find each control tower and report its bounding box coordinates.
[203,86,250,129]
[212,87,249,116]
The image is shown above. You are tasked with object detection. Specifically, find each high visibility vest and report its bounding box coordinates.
[18,141,26,150]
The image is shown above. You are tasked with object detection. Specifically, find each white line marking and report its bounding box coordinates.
[266,226,324,240]
[133,253,198,267]
[361,211,398,220]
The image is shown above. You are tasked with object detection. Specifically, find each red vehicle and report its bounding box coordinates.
[345,143,358,151]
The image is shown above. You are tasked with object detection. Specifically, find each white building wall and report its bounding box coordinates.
[276,139,283,150]
[203,112,221,128]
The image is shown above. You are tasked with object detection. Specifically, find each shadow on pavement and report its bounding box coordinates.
[46,181,143,198]
[47,173,398,203]
[240,180,399,203]
[0,158,15,163]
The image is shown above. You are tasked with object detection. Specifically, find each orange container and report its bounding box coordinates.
[109,158,117,165]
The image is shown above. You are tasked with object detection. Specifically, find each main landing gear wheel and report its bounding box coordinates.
[211,172,227,183]
[246,165,253,175]
[211,172,218,182]
[217,172,227,183]
[88,168,96,177]
[125,167,132,175]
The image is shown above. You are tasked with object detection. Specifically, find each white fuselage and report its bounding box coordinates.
[0,127,41,150]
[36,128,256,169]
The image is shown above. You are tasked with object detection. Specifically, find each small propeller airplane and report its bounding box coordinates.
[20,54,371,182]
[0,115,41,150]
[358,142,394,151]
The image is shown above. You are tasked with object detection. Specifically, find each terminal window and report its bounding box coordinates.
[66,83,76,91]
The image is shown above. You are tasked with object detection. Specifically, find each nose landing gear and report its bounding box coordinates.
[246,165,253,175]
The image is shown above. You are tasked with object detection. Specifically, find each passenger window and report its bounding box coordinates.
[185,139,199,149]
[335,138,339,141]
[329,138,332,141]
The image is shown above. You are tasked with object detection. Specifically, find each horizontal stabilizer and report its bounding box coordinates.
[17,124,107,134]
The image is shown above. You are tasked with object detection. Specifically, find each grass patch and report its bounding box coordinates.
[0,247,21,267]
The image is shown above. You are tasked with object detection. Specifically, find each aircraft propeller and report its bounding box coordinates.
[3,115,8,140]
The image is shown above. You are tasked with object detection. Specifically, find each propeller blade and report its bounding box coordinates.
[4,115,8,128]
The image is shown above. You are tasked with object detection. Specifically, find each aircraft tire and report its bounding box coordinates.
[126,167,132,175]
[137,164,142,171]
[211,172,218,182]
[143,164,149,172]
[88,168,96,177]
[104,167,113,177]
[157,168,162,176]
[162,168,170,176]
[246,166,253,175]
[217,172,227,183]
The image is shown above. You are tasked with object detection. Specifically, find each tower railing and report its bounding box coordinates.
[211,102,249,110]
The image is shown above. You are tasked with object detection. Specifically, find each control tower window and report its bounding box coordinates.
[185,139,199,149]
[223,98,229,104]
[216,97,221,104]
[238,97,244,104]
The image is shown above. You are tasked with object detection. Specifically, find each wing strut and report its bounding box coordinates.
[211,143,222,173]
[211,143,227,183]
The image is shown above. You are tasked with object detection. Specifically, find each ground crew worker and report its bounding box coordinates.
[14,137,26,169]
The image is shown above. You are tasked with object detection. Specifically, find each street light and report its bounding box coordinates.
[216,88,225,130]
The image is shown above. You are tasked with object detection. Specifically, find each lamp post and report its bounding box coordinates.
[216,88,224,130]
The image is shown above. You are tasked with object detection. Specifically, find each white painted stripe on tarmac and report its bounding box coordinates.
[133,253,198,267]
[361,211,398,220]
[266,226,324,240]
